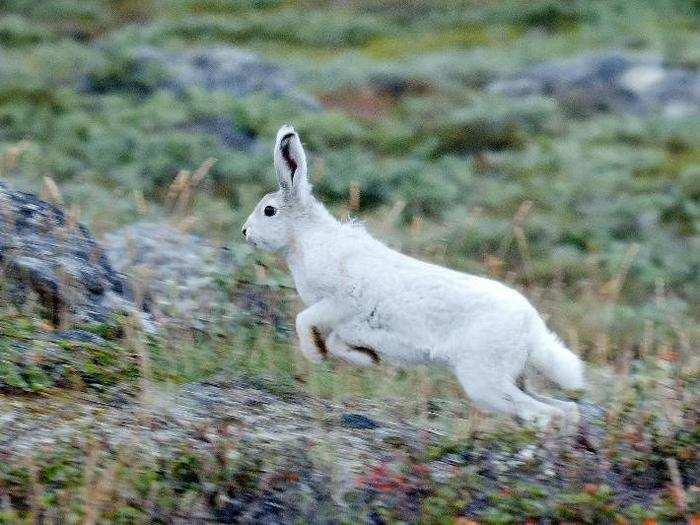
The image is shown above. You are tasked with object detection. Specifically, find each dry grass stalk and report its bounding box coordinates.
[0,140,31,176]
[133,189,149,215]
[191,157,216,187]
[166,169,189,205]
[166,157,216,216]
[665,457,686,513]
[601,243,640,304]
[66,204,81,232]
[349,181,361,211]
[594,331,610,365]
[512,200,533,281]
[615,342,633,377]
[484,254,504,279]
[377,199,405,235]
[409,215,423,236]
[311,156,325,184]
[41,176,63,206]
[82,460,116,525]
[27,459,44,523]
[80,440,102,525]
[566,327,581,356]
[124,267,153,411]
[589,242,640,362]
[176,214,199,233]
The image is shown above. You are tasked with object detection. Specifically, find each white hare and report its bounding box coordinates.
[243,125,584,428]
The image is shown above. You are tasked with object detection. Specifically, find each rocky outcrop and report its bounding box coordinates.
[88,45,313,100]
[0,182,134,325]
[489,51,700,118]
[135,46,314,103]
[0,187,281,332]
[103,222,285,332]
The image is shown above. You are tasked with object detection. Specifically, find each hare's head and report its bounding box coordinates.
[242,125,314,252]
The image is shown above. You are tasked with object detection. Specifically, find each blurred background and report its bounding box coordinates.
[0,1,698,523]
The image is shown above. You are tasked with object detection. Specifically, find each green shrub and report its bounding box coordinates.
[510,0,597,31]
[405,94,561,156]
[0,14,53,45]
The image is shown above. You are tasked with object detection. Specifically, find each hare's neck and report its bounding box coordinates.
[283,201,341,304]
[285,201,339,261]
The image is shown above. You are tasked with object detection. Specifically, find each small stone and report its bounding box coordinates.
[340,413,378,430]
[517,445,536,462]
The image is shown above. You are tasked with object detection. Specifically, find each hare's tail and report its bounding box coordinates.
[527,318,584,390]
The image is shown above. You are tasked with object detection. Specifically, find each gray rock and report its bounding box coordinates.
[185,116,257,150]
[577,400,606,451]
[341,413,379,430]
[489,51,700,117]
[90,44,316,106]
[0,182,134,325]
[103,222,284,331]
[85,45,316,150]
[143,46,312,101]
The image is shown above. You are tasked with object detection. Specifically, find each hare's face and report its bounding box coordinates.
[242,125,310,253]
[242,191,290,252]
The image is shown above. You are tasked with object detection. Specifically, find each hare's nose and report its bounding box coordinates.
[241,227,247,238]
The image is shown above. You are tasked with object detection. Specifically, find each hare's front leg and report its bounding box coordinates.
[295,300,343,363]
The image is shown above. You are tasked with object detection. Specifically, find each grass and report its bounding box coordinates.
[0,0,698,522]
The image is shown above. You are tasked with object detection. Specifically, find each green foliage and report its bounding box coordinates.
[0,15,53,46]
[409,94,561,156]
[170,451,202,493]
[0,313,139,395]
[85,46,171,96]
[143,9,391,48]
[553,484,617,522]
[482,483,550,522]
[509,0,597,31]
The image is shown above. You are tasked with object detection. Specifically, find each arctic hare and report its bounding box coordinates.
[243,125,584,428]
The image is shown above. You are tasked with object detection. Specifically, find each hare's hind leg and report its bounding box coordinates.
[454,363,563,428]
[326,332,379,367]
[522,375,580,428]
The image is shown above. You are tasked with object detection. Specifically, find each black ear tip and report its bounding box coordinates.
[280,131,296,145]
[279,132,298,179]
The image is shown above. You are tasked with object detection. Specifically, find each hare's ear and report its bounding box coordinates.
[274,125,309,201]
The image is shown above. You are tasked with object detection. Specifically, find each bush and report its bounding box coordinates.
[404,94,561,156]
[510,0,597,31]
[0,14,53,45]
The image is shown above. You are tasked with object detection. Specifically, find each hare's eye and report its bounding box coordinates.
[263,205,277,217]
